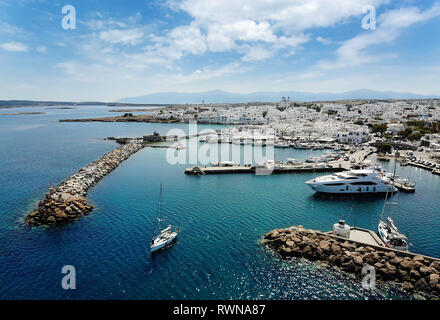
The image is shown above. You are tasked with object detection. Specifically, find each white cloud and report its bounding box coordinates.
[99,28,145,45]
[169,23,207,55]
[1,42,28,52]
[160,0,389,62]
[36,46,47,53]
[316,36,332,45]
[241,45,274,62]
[182,62,244,81]
[127,12,142,24]
[218,20,276,43]
[43,1,440,100]
[55,61,81,77]
[298,71,324,80]
[379,4,440,28]
[177,0,388,30]
[0,22,25,35]
[85,18,127,30]
[74,0,389,70]
[317,4,440,70]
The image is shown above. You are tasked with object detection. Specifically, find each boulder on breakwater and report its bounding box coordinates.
[26,141,146,227]
[262,226,440,298]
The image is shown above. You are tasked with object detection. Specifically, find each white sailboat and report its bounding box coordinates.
[151,184,179,253]
[377,155,409,251]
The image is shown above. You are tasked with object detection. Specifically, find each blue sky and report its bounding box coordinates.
[0,0,439,101]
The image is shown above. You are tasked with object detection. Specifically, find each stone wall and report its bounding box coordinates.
[143,132,165,142]
[262,225,440,298]
[26,141,146,227]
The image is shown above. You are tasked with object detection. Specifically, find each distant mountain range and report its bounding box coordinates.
[121,89,440,104]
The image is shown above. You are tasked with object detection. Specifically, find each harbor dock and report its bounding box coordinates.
[326,227,385,247]
[263,225,440,297]
[185,164,346,175]
[185,149,373,175]
[408,161,437,172]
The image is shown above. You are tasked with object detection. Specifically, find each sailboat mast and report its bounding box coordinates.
[380,188,389,221]
[158,183,162,222]
[388,152,399,219]
[392,151,398,186]
[153,183,163,236]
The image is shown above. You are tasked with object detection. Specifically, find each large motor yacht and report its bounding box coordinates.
[306,169,397,194]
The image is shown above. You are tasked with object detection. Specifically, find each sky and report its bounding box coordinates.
[0,0,439,101]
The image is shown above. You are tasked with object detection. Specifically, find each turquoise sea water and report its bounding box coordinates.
[0,106,439,299]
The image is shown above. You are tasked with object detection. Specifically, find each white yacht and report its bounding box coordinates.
[293,142,310,149]
[274,141,289,148]
[287,158,301,165]
[306,169,397,194]
[206,134,219,144]
[305,156,323,163]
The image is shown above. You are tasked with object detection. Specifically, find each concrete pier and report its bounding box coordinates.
[408,161,437,172]
[263,225,440,297]
[332,227,385,247]
[185,164,346,175]
[185,149,373,175]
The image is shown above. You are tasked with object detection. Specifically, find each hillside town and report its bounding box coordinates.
[148,98,440,151]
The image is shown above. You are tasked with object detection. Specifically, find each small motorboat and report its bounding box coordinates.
[175,142,186,150]
[287,158,301,165]
[274,141,289,148]
[394,177,415,188]
[151,225,179,253]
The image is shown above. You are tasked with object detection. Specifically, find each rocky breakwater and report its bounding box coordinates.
[26,141,146,227]
[262,226,440,298]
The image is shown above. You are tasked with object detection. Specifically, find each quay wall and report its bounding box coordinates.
[26,141,146,227]
[263,225,440,297]
[185,165,346,175]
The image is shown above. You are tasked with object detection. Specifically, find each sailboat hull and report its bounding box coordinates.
[378,221,408,251]
[151,231,178,253]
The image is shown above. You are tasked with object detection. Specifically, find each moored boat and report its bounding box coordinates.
[306,169,397,194]
[377,155,409,251]
[378,218,408,251]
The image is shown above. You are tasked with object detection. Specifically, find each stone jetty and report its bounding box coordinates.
[26,141,146,227]
[263,226,440,297]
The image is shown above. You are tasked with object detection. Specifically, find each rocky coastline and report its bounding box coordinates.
[263,226,440,298]
[26,141,146,227]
